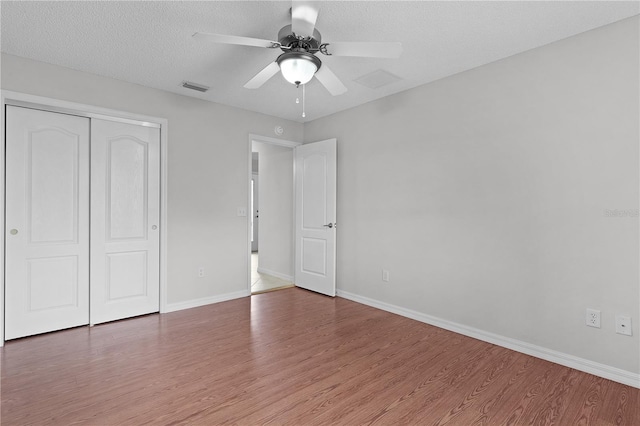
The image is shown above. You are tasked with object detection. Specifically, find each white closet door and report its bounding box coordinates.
[5,106,90,340]
[90,119,160,325]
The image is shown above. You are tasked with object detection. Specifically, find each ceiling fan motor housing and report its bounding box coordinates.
[278,25,322,51]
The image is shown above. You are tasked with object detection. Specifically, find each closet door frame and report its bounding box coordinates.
[0,90,169,346]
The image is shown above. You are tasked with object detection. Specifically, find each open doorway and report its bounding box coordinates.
[249,135,300,294]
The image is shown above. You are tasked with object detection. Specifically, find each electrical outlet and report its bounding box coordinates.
[615,315,632,336]
[382,269,390,282]
[237,207,247,217]
[198,267,205,278]
[586,308,601,328]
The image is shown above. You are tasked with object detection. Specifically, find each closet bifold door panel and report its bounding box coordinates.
[89,119,160,325]
[5,106,91,340]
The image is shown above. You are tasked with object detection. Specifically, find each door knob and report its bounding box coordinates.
[323,223,333,229]
[151,225,158,230]
[9,229,18,235]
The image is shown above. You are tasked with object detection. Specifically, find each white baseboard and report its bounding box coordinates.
[256,267,293,282]
[163,289,250,313]
[337,290,640,389]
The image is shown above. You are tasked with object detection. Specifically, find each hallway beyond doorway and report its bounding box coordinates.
[251,253,294,294]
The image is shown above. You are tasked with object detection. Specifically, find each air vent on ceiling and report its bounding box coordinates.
[354,69,402,89]
[182,81,210,92]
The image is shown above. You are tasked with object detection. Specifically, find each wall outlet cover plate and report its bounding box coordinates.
[615,315,632,336]
[586,308,601,328]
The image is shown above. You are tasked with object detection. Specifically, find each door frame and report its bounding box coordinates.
[246,134,301,293]
[251,172,259,252]
[0,90,169,346]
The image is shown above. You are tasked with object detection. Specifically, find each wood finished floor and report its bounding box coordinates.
[1,288,638,425]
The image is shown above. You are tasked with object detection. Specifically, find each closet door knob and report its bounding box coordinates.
[9,229,18,235]
[151,225,158,230]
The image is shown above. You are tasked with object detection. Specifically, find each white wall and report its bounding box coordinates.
[0,53,303,307]
[252,141,294,279]
[305,17,640,375]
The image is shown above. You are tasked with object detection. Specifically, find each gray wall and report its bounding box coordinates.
[1,53,303,306]
[253,142,294,279]
[305,17,640,373]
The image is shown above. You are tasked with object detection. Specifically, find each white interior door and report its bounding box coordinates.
[90,119,160,325]
[5,106,90,339]
[251,173,259,252]
[294,139,337,296]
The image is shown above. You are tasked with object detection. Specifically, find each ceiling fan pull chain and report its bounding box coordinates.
[302,84,306,118]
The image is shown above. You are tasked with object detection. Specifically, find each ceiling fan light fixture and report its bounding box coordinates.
[277,51,321,86]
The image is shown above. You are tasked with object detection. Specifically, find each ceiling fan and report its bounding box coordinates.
[193,1,402,96]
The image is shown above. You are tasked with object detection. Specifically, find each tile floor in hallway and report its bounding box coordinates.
[251,252,294,294]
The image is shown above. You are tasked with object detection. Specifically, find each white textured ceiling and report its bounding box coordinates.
[2,1,638,123]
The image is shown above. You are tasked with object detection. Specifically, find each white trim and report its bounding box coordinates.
[159,122,169,315]
[2,91,163,128]
[251,172,259,252]
[337,290,640,389]
[0,90,169,344]
[247,136,253,295]
[164,290,250,313]
[256,267,293,282]
[249,133,302,148]
[247,134,301,295]
[0,93,6,346]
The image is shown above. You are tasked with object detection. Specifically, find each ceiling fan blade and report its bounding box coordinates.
[291,1,320,38]
[315,65,347,96]
[244,62,281,89]
[322,42,403,58]
[193,32,280,49]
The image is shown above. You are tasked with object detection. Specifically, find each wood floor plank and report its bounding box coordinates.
[566,375,611,426]
[1,287,638,425]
